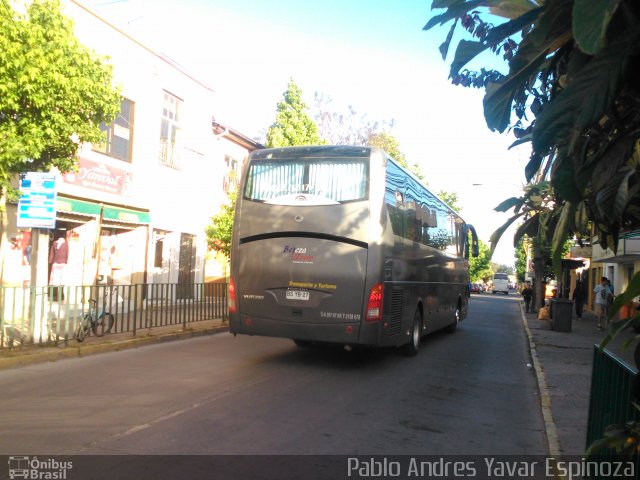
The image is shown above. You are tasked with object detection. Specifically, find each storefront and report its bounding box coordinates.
[52,196,151,286]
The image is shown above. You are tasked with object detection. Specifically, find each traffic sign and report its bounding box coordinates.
[17,172,57,229]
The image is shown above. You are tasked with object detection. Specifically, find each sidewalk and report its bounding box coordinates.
[0,318,229,370]
[522,301,637,455]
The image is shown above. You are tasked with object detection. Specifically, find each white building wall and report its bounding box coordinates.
[57,0,253,287]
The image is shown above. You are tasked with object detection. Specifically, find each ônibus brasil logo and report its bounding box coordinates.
[8,456,73,479]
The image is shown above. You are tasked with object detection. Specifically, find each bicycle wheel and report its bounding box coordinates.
[75,314,92,342]
[92,312,114,337]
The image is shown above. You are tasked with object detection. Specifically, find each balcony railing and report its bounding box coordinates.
[159,138,181,169]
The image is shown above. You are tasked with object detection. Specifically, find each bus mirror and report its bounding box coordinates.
[467,224,479,258]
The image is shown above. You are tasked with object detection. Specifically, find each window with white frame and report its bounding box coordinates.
[159,91,182,169]
[94,98,134,162]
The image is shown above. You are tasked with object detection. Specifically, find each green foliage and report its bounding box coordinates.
[586,413,640,459]
[492,263,515,275]
[425,0,640,260]
[368,132,406,166]
[515,237,527,282]
[205,190,237,259]
[427,2,640,455]
[490,181,583,277]
[469,239,493,282]
[266,78,323,147]
[0,0,120,195]
[590,271,640,457]
[436,190,461,213]
[367,132,430,181]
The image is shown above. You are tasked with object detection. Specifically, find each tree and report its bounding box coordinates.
[313,93,389,146]
[365,130,429,180]
[0,0,121,198]
[311,94,428,178]
[515,237,527,283]
[205,190,236,259]
[368,131,406,167]
[425,0,640,263]
[469,239,493,282]
[491,263,514,275]
[436,190,461,213]
[266,78,323,147]
[214,79,321,257]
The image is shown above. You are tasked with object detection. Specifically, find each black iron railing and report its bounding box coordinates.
[0,283,227,349]
[586,346,640,478]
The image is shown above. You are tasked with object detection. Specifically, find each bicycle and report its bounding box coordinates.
[75,286,117,342]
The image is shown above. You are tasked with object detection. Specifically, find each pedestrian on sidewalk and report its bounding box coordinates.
[521,282,533,313]
[594,276,614,330]
[572,279,587,320]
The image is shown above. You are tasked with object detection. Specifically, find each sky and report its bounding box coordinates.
[84,0,528,266]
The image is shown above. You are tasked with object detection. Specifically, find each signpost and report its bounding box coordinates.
[17,172,57,229]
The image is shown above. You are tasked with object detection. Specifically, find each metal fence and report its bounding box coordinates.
[586,346,639,478]
[0,282,228,349]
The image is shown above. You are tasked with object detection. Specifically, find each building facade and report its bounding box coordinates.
[591,231,640,300]
[0,0,261,292]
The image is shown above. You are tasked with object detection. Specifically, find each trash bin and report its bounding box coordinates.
[550,298,573,332]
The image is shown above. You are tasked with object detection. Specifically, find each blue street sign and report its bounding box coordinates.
[17,172,57,229]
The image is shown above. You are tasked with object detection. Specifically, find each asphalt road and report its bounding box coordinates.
[1,294,546,459]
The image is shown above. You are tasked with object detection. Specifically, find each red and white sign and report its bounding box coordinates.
[63,156,131,196]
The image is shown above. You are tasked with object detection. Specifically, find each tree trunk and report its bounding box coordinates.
[532,240,546,312]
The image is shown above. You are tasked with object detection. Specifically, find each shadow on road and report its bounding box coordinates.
[258,330,450,371]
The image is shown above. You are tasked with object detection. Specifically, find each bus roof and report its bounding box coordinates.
[250,145,372,160]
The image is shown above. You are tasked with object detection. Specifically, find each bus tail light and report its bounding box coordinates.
[228,276,237,314]
[365,283,384,322]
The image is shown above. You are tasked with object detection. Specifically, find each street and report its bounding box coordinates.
[0,294,546,457]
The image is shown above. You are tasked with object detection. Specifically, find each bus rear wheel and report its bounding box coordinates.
[444,305,460,334]
[401,310,422,357]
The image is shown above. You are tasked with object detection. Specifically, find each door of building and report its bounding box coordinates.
[177,233,196,299]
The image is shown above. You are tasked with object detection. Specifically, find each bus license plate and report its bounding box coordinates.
[286,290,309,301]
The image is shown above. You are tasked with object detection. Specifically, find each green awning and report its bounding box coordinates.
[57,197,151,224]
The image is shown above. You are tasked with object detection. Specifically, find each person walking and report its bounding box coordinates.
[594,276,613,330]
[572,279,587,320]
[521,282,533,313]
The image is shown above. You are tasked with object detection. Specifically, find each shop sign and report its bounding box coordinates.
[56,197,151,224]
[63,156,131,196]
[17,172,57,228]
[570,245,592,258]
[592,243,616,262]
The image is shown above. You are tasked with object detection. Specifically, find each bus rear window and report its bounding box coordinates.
[244,158,368,203]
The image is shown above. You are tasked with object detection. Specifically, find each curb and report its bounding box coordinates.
[521,303,562,458]
[0,324,229,371]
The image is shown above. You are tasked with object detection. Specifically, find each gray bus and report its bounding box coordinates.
[228,145,478,355]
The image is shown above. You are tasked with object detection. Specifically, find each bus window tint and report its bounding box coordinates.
[244,158,368,203]
[385,159,456,253]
